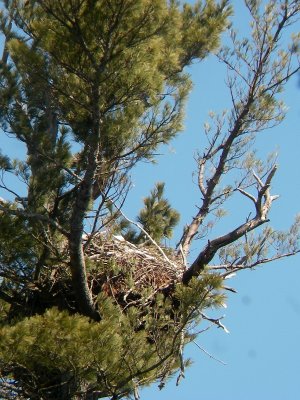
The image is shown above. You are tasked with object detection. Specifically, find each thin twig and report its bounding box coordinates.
[112,203,176,268]
[192,340,227,365]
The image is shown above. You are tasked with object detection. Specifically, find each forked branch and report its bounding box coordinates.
[182,167,279,284]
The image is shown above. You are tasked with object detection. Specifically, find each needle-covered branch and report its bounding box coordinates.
[0,203,69,237]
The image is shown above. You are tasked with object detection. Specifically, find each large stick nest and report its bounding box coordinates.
[85,233,186,308]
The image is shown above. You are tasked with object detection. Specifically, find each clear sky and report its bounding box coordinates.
[124,1,300,399]
[0,2,299,400]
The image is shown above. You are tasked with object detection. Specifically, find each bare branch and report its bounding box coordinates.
[237,187,256,203]
[177,1,299,258]
[182,167,278,284]
[192,340,227,365]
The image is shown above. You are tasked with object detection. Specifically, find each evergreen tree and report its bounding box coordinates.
[138,182,180,243]
[0,1,299,399]
[120,182,180,245]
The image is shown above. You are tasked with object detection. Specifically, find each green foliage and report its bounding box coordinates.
[0,0,269,398]
[0,150,12,171]
[3,0,230,155]
[0,273,224,399]
[0,0,231,224]
[120,182,180,244]
[0,0,297,396]
[0,212,38,273]
[138,182,180,243]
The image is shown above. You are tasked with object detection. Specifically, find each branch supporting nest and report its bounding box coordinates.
[84,232,185,307]
[182,166,279,284]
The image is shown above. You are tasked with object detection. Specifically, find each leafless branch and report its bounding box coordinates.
[192,340,227,365]
[177,1,299,267]
[182,167,278,284]
[200,312,230,334]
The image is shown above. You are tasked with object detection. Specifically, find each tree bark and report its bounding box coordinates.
[68,80,101,321]
[182,216,266,284]
[182,165,278,285]
[68,145,101,321]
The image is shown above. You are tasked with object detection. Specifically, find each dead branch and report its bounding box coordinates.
[182,167,278,284]
[177,3,300,259]
[192,340,227,365]
[200,312,230,334]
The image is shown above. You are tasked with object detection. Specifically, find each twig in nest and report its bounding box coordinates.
[111,201,176,268]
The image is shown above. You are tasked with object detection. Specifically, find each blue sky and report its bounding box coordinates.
[125,2,300,399]
[0,1,299,399]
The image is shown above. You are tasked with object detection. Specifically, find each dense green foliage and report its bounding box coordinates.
[119,182,180,244]
[0,276,225,399]
[0,1,231,398]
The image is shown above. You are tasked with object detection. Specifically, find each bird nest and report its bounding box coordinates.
[84,234,186,309]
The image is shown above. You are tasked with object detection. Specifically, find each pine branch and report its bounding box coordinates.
[0,203,69,237]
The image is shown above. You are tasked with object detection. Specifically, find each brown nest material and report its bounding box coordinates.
[85,234,186,308]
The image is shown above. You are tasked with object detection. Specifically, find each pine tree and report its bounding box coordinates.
[0,1,299,399]
[119,182,180,245]
[137,182,180,243]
